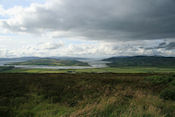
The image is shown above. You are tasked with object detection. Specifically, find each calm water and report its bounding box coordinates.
[0,59,109,69]
[0,60,26,66]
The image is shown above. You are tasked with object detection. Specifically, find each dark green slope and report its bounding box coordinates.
[103,56,175,67]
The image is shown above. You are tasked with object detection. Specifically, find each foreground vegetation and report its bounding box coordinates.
[0,73,175,117]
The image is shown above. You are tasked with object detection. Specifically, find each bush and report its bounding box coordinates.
[160,86,175,100]
[0,66,15,72]
[170,80,175,86]
[145,75,173,85]
[17,110,34,117]
[0,106,12,117]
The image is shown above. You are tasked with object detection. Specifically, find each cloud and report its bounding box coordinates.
[0,40,174,58]
[38,41,64,50]
[0,0,175,41]
[0,5,6,16]
[0,0,175,58]
[0,48,15,58]
[165,42,175,50]
[147,41,175,50]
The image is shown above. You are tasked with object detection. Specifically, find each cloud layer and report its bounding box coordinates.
[0,0,175,58]
[1,0,175,41]
[1,40,175,58]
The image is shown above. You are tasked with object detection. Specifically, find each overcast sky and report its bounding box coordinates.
[0,0,175,58]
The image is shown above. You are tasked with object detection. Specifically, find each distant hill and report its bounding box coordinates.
[103,56,175,67]
[0,57,41,61]
[0,56,86,61]
[7,58,89,66]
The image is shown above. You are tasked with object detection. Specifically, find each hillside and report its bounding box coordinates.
[0,57,41,61]
[0,57,86,61]
[103,56,175,67]
[7,58,89,66]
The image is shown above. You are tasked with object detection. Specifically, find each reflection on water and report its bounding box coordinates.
[78,59,109,68]
[0,59,109,69]
[0,60,26,66]
[13,65,93,69]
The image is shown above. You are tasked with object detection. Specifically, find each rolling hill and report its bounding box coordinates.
[7,58,90,66]
[103,56,175,67]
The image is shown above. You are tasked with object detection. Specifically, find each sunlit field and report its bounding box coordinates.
[1,67,175,73]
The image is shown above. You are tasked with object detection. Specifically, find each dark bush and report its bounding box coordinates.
[0,106,12,117]
[0,66,15,72]
[160,86,175,100]
[145,75,173,85]
[170,80,175,86]
[17,110,34,117]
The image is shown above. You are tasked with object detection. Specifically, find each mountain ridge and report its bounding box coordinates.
[103,56,175,67]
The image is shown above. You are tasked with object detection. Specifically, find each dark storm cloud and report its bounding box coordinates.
[146,42,175,50]
[165,42,175,50]
[1,0,175,41]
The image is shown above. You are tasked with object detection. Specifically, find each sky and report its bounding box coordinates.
[0,0,175,58]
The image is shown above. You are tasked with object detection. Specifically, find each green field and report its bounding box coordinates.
[1,66,175,73]
[0,73,175,117]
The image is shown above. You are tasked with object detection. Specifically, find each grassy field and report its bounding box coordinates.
[1,67,175,73]
[0,73,175,117]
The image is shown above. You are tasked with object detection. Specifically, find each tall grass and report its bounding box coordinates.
[0,73,175,117]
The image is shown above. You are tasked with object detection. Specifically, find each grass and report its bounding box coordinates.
[0,73,175,117]
[2,67,175,73]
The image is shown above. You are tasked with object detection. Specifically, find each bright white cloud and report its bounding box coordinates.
[0,40,175,58]
[37,41,64,50]
[0,5,5,16]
